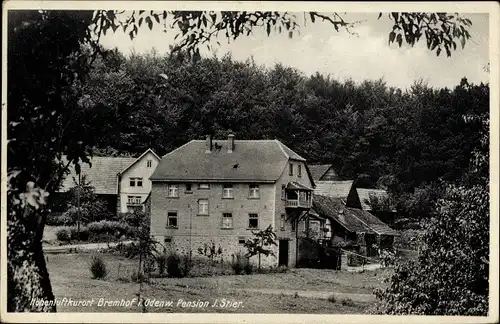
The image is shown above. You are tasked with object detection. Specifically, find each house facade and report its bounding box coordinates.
[149,133,315,268]
[117,149,160,213]
[57,148,160,214]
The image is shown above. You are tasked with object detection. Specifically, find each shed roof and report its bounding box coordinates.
[312,194,398,236]
[314,180,354,199]
[151,139,306,182]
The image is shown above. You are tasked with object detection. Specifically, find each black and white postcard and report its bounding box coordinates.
[1,1,499,323]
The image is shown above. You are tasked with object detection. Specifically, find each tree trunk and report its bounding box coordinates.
[8,211,56,312]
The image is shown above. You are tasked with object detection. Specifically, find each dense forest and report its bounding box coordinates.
[80,48,489,220]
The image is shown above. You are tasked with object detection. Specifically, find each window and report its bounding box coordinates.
[248,213,259,229]
[168,184,179,197]
[298,164,302,177]
[127,196,142,204]
[249,184,260,199]
[280,214,286,231]
[167,212,178,228]
[199,183,210,189]
[238,237,246,245]
[185,183,192,192]
[222,184,234,198]
[129,177,143,187]
[291,221,296,231]
[198,199,209,215]
[147,160,152,168]
[281,184,286,200]
[289,163,293,176]
[222,213,233,228]
[164,237,172,243]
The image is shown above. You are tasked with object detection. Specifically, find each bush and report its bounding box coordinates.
[130,270,146,283]
[90,255,107,279]
[341,298,355,307]
[328,295,337,303]
[231,252,249,275]
[68,226,89,241]
[55,228,71,242]
[156,253,168,275]
[87,220,134,239]
[166,253,192,278]
[47,213,74,226]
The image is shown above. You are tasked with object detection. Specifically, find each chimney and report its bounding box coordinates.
[227,130,235,153]
[205,134,212,153]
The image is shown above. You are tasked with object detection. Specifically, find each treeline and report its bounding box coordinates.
[81,48,489,218]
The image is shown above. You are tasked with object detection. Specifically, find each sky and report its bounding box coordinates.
[99,12,490,90]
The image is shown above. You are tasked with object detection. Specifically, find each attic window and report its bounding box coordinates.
[147,160,152,168]
[289,163,293,176]
[298,165,302,177]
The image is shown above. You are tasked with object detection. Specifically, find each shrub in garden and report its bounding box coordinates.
[180,254,193,277]
[130,270,145,283]
[166,253,192,278]
[166,253,183,277]
[156,253,168,275]
[341,298,355,307]
[90,255,108,279]
[87,220,134,239]
[55,228,71,242]
[328,295,337,303]
[231,252,249,275]
[68,226,89,241]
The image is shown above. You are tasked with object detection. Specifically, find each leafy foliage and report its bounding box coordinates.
[89,255,108,279]
[374,117,489,315]
[244,225,278,269]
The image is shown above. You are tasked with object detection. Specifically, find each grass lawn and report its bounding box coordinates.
[46,252,390,313]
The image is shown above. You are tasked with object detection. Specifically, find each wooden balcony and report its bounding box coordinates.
[285,199,311,209]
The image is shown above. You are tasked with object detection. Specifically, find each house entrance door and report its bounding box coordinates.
[278,240,289,266]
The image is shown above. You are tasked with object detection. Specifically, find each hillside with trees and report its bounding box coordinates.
[83,48,489,221]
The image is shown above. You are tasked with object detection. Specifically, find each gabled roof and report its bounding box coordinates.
[313,194,375,234]
[308,164,332,181]
[356,188,396,212]
[312,194,398,236]
[58,156,136,195]
[57,149,158,195]
[314,180,354,199]
[119,148,160,176]
[151,139,306,182]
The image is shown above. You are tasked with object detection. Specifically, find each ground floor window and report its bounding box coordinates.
[167,211,178,228]
[248,213,259,229]
[222,213,233,228]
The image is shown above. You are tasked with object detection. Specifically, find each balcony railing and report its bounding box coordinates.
[285,199,311,208]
